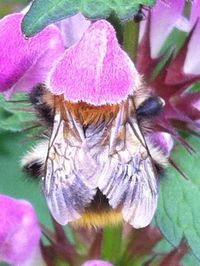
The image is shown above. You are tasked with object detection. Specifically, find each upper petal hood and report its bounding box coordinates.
[48,20,141,105]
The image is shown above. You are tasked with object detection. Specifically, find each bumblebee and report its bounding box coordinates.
[22,83,167,228]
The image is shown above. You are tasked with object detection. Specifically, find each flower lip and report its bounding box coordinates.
[47,19,141,106]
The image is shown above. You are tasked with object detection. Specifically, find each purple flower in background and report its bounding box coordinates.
[0,195,43,266]
[137,0,200,146]
[81,259,114,266]
[0,12,90,96]
[0,13,64,95]
[139,0,185,59]
[183,1,200,75]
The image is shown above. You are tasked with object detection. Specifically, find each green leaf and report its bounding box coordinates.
[0,131,51,226]
[155,135,200,260]
[182,252,200,266]
[0,93,36,132]
[154,239,174,254]
[191,81,200,92]
[22,0,156,37]
[101,225,122,264]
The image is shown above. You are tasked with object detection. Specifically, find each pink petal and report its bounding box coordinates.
[81,260,113,266]
[0,13,64,94]
[48,20,140,105]
[0,195,41,265]
[140,0,185,58]
[193,98,200,111]
[56,13,91,48]
[183,21,200,75]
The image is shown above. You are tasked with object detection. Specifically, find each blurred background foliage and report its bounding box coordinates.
[0,0,29,17]
[0,1,200,266]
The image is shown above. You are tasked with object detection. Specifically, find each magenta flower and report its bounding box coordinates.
[0,195,42,266]
[81,259,114,266]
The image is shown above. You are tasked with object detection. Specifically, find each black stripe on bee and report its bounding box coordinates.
[23,159,44,179]
[29,84,54,126]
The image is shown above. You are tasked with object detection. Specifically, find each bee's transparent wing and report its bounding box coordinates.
[44,111,97,225]
[98,105,159,228]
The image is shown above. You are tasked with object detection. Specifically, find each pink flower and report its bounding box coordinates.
[0,195,43,266]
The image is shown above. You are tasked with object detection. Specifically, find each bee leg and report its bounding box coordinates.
[30,83,54,126]
[136,96,165,119]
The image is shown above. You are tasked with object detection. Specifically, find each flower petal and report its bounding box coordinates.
[0,195,41,265]
[183,21,200,75]
[142,0,185,58]
[81,260,113,266]
[190,0,200,26]
[0,13,64,94]
[48,20,140,105]
[56,13,91,48]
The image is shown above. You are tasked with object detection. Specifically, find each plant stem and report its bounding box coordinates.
[123,20,139,62]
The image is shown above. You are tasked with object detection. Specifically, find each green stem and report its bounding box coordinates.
[123,20,139,62]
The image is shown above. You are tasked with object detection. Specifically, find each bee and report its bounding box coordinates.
[22,83,167,228]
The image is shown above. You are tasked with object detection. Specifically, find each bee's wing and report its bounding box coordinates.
[43,111,97,225]
[98,104,159,228]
